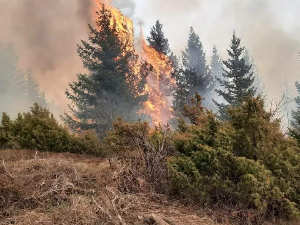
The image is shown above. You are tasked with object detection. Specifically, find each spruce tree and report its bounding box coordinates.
[182,27,213,95]
[173,27,213,115]
[25,70,48,107]
[244,49,264,96]
[63,5,149,138]
[147,20,170,56]
[0,44,27,116]
[290,82,300,143]
[147,20,178,69]
[211,45,223,91]
[214,32,256,119]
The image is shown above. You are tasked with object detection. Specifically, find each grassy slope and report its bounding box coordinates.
[0,150,218,225]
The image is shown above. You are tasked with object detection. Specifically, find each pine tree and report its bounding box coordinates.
[211,45,223,91]
[173,27,213,115]
[147,20,178,69]
[25,70,48,107]
[290,82,300,143]
[147,20,170,56]
[214,32,256,120]
[63,4,149,138]
[182,27,213,95]
[0,44,27,116]
[244,49,265,96]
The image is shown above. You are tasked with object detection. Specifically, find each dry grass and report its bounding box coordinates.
[0,149,297,225]
[0,150,215,225]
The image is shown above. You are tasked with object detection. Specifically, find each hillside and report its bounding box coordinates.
[0,149,221,225]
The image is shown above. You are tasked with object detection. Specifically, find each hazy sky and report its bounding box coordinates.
[0,0,299,109]
[131,0,300,100]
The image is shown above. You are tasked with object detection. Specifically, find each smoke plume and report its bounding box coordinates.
[0,0,299,115]
[135,0,300,102]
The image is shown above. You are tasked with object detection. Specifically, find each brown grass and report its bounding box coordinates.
[0,149,297,225]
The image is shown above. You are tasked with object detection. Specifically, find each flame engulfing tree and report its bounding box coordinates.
[147,20,171,56]
[63,4,149,138]
[214,32,256,120]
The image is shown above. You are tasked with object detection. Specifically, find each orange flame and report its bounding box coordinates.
[92,0,175,125]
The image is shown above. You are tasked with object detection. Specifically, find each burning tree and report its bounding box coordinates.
[63,4,150,138]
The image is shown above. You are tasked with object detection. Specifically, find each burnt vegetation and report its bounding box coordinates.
[1,3,300,225]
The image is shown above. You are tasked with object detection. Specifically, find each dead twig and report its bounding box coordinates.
[2,158,15,180]
[92,196,112,221]
[106,187,127,225]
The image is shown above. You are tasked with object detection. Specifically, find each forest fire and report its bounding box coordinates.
[93,0,175,125]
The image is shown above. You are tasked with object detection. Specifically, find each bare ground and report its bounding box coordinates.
[0,150,296,225]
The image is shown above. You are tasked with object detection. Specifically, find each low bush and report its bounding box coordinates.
[105,118,174,193]
[0,103,103,156]
[168,95,300,220]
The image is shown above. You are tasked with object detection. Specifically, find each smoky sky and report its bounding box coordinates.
[0,0,93,109]
[0,0,299,110]
[135,0,300,101]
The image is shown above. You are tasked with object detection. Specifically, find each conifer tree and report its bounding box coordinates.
[25,70,48,107]
[214,32,256,119]
[182,27,213,95]
[147,20,170,56]
[244,49,264,95]
[147,20,178,70]
[0,45,26,115]
[0,45,48,117]
[211,45,223,91]
[289,82,300,143]
[63,5,149,138]
[173,27,213,115]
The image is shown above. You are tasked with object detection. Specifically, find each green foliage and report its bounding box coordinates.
[0,103,103,156]
[210,45,223,91]
[64,4,150,138]
[290,82,300,145]
[169,94,300,220]
[173,27,213,115]
[214,32,256,120]
[147,20,171,56]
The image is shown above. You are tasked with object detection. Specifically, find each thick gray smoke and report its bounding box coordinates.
[112,0,136,17]
[0,0,299,119]
[0,0,93,110]
[135,0,300,102]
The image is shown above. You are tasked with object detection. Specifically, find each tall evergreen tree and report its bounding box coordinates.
[0,44,47,117]
[214,32,256,120]
[147,20,170,56]
[147,20,178,69]
[0,44,26,115]
[182,27,213,95]
[63,5,149,138]
[25,70,47,107]
[209,45,224,112]
[244,49,265,96]
[173,27,213,114]
[211,45,223,91]
[289,82,300,142]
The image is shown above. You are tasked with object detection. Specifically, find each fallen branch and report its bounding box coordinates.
[2,158,15,180]
[92,196,112,221]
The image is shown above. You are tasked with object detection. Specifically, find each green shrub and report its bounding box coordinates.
[169,95,300,220]
[0,103,103,156]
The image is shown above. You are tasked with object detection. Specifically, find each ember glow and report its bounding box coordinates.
[93,0,175,125]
